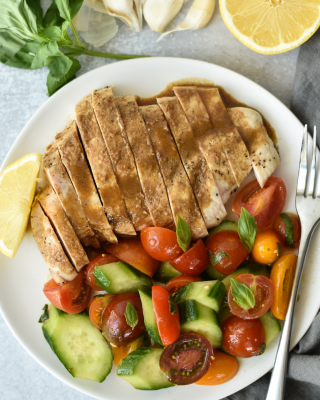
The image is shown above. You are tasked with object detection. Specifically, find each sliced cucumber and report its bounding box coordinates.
[222,263,270,290]
[202,263,226,281]
[153,261,181,283]
[174,280,225,313]
[260,310,282,347]
[178,300,222,348]
[117,348,173,390]
[206,220,238,243]
[138,285,163,346]
[93,261,152,294]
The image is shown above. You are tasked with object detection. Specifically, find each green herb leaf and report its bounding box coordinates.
[4,39,42,69]
[32,41,64,69]
[176,215,191,252]
[280,213,294,248]
[38,304,49,323]
[46,56,80,96]
[168,293,177,315]
[125,302,138,330]
[258,343,266,355]
[26,0,43,26]
[230,278,255,310]
[44,23,71,43]
[55,0,83,22]
[238,207,257,253]
[43,2,64,28]
[209,250,230,267]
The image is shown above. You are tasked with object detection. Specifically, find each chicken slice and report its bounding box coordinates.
[42,143,100,248]
[115,95,174,229]
[37,186,89,271]
[140,104,207,240]
[228,107,281,188]
[157,96,227,229]
[92,87,152,231]
[75,95,135,237]
[31,201,77,283]
[55,122,117,244]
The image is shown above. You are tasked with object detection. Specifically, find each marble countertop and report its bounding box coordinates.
[0,3,299,400]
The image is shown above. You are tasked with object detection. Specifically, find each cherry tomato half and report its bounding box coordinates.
[89,294,114,330]
[160,333,213,385]
[105,238,159,277]
[86,254,119,291]
[232,177,287,230]
[206,231,248,275]
[164,275,201,294]
[228,274,275,319]
[43,270,91,314]
[252,229,281,265]
[273,213,301,249]
[170,240,209,276]
[141,227,183,262]
[222,315,266,358]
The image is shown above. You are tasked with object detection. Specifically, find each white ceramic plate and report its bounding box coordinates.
[0,58,318,400]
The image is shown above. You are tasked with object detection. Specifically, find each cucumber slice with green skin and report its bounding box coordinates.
[178,300,222,348]
[202,263,226,281]
[206,220,238,244]
[42,305,113,382]
[174,280,225,313]
[221,263,270,290]
[153,261,181,283]
[259,310,282,347]
[93,261,152,294]
[117,348,173,390]
[138,285,163,346]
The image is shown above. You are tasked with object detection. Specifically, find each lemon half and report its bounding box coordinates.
[0,153,42,258]
[220,0,320,54]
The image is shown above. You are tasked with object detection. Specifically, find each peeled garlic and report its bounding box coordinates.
[143,0,186,33]
[158,0,215,41]
[83,0,109,14]
[102,0,143,32]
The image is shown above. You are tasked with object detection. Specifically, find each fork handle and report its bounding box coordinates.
[265,221,319,400]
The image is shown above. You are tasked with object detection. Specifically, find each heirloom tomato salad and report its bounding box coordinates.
[40,176,300,389]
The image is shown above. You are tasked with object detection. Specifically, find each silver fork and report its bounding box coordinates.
[266,125,320,400]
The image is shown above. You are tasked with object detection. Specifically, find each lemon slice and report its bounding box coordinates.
[220,0,320,54]
[0,153,42,258]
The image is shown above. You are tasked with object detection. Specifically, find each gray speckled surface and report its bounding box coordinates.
[0,3,299,400]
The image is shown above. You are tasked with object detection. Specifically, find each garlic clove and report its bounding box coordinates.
[143,0,186,33]
[102,0,143,32]
[83,0,109,14]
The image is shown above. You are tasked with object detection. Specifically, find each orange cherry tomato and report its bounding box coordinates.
[89,294,114,330]
[86,254,119,291]
[152,286,180,346]
[232,177,287,230]
[206,231,248,275]
[252,229,281,265]
[112,337,146,366]
[228,274,275,319]
[141,227,183,262]
[105,238,159,277]
[164,275,201,294]
[43,270,91,314]
[273,213,301,249]
[270,253,297,320]
[195,350,239,385]
[170,240,209,276]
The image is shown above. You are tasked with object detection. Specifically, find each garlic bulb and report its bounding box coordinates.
[102,0,143,32]
[158,0,215,41]
[83,0,108,14]
[143,0,186,33]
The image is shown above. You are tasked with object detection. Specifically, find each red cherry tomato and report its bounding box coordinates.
[89,294,114,330]
[232,177,287,230]
[206,231,248,275]
[141,227,183,262]
[222,315,266,358]
[105,238,159,277]
[228,274,275,319]
[170,240,209,276]
[43,270,91,314]
[273,213,301,249]
[86,254,119,291]
[164,275,201,294]
[152,286,180,346]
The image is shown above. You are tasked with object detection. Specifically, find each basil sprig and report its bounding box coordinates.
[176,215,191,252]
[238,207,257,253]
[230,278,255,310]
[209,250,230,267]
[280,213,294,248]
[124,302,138,330]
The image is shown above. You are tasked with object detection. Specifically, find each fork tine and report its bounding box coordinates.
[308,126,317,197]
[297,125,308,196]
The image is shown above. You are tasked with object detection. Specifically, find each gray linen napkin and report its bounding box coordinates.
[224,28,320,400]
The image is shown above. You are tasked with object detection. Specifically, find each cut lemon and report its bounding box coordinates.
[220,0,320,54]
[0,153,42,258]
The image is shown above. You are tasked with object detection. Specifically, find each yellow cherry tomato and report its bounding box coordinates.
[252,229,281,264]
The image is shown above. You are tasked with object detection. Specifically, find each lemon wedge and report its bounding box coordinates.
[0,153,42,258]
[220,0,320,54]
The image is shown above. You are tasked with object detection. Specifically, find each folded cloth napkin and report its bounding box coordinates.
[224,28,320,400]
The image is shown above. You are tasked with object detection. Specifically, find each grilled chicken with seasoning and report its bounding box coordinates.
[140,104,208,240]
[227,107,281,188]
[55,122,117,244]
[115,95,174,229]
[75,95,136,237]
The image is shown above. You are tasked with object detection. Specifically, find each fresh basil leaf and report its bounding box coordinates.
[124,302,138,330]
[31,40,64,69]
[280,213,294,248]
[38,304,49,323]
[168,293,177,315]
[43,2,64,28]
[44,23,71,43]
[0,30,26,61]
[238,207,257,253]
[5,39,41,68]
[230,278,255,310]
[55,0,83,22]
[209,250,230,267]
[176,214,191,252]
[46,56,79,95]
[26,0,43,26]
[258,343,266,356]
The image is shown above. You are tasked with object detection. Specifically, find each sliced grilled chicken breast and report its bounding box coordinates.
[43,143,100,248]
[140,104,207,239]
[92,87,153,231]
[115,95,174,229]
[31,201,77,283]
[55,122,117,244]
[157,96,227,229]
[37,186,89,271]
[75,95,135,236]
[228,107,281,188]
